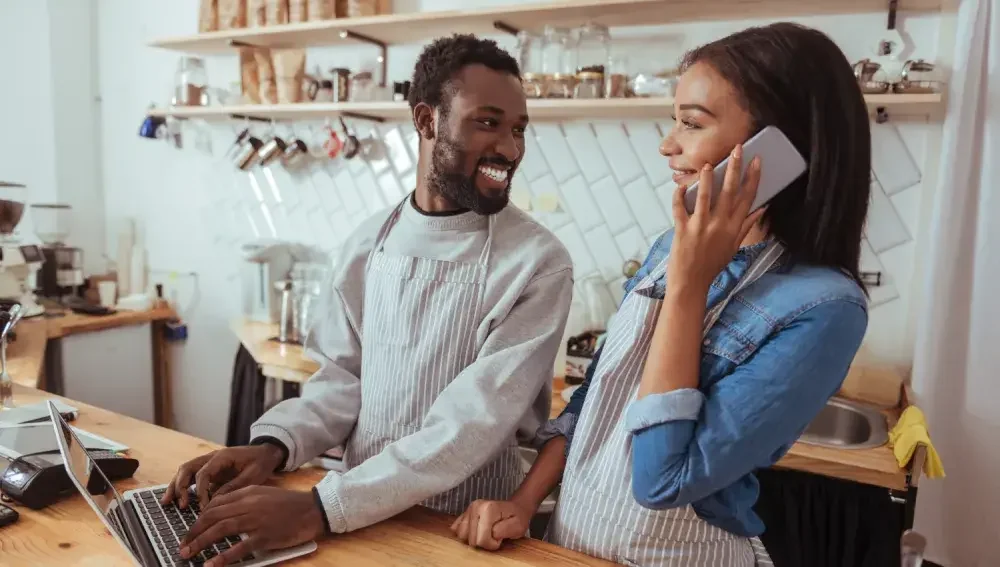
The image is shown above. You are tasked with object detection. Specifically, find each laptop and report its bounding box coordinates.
[47,401,317,566]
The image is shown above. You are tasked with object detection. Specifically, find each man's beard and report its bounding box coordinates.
[427,129,512,216]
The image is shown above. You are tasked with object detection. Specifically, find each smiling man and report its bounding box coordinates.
[163,34,574,565]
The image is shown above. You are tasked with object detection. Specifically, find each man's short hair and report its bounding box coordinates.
[408,34,521,114]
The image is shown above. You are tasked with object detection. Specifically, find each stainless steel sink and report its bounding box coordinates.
[799,398,889,450]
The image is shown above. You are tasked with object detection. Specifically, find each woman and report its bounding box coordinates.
[450,22,871,566]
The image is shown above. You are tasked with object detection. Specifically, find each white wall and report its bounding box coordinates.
[0,0,105,270]
[93,1,943,443]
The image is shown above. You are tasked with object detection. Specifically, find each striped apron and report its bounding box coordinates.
[343,197,522,515]
[548,242,782,567]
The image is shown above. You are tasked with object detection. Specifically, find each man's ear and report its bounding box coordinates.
[412,102,436,141]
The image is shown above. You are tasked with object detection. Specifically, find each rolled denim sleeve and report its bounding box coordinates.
[629,299,868,511]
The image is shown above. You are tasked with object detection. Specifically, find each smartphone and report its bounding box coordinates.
[683,125,807,215]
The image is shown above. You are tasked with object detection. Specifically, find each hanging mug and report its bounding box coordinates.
[323,126,343,158]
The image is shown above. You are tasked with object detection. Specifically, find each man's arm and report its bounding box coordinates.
[248,245,368,471]
[314,267,574,533]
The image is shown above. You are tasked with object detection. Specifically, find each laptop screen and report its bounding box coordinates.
[49,402,140,561]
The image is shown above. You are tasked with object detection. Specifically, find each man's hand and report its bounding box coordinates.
[180,486,326,566]
[450,499,532,551]
[161,445,285,509]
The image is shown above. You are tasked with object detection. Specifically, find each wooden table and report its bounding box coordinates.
[0,385,613,567]
[6,305,177,427]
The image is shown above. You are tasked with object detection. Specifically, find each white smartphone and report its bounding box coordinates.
[683,125,807,215]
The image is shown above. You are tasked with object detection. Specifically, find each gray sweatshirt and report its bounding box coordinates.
[250,198,573,533]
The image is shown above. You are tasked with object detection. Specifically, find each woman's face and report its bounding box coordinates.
[660,61,755,188]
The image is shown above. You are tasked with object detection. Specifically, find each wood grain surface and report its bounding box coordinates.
[0,385,613,567]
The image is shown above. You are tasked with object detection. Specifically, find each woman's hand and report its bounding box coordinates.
[667,144,765,295]
[450,499,533,550]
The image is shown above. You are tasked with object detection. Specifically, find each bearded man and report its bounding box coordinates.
[163,34,573,564]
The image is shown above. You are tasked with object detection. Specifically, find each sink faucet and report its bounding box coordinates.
[0,303,24,409]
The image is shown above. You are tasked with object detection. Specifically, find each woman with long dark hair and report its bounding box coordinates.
[450,22,872,566]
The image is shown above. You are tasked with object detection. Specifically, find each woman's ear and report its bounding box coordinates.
[412,102,436,141]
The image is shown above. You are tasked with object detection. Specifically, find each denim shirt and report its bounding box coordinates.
[537,229,868,537]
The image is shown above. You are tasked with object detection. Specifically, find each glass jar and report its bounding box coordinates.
[542,26,574,76]
[576,22,610,75]
[516,30,543,74]
[574,71,603,99]
[605,55,629,98]
[173,56,209,107]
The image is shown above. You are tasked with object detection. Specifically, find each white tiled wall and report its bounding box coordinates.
[94,1,943,440]
[192,115,929,367]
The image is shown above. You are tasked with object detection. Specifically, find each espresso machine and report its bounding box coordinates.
[31,204,84,300]
[0,183,45,317]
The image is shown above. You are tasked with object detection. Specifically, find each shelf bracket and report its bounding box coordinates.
[342,111,385,123]
[339,30,388,88]
[231,113,273,123]
[875,106,889,124]
[886,0,898,31]
[229,39,268,49]
[493,21,520,36]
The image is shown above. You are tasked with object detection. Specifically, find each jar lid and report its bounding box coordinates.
[522,72,543,80]
[576,71,604,80]
[550,73,577,81]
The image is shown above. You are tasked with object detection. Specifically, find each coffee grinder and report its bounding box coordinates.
[31,203,83,301]
[0,183,44,317]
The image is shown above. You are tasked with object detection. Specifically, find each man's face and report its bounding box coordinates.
[427,64,529,215]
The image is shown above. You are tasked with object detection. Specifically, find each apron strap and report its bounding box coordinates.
[627,239,785,336]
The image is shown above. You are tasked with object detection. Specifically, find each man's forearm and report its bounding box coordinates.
[511,436,566,513]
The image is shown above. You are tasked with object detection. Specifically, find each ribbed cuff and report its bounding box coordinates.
[314,472,349,534]
[248,424,299,472]
[625,388,705,433]
[249,436,289,472]
[311,487,333,535]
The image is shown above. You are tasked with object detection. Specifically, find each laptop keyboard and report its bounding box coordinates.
[135,487,249,567]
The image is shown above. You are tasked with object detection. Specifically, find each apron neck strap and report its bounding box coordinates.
[366,192,497,269]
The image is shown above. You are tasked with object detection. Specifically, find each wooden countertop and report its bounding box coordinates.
[1,385,613,567]
[233,319,909,491]
[7,306,175,389]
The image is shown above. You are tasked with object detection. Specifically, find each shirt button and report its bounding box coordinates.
[703,339,711,346]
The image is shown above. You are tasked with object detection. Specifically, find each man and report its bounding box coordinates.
[164,34,573,564]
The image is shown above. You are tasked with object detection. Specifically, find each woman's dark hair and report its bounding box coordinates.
[680,22,871,293]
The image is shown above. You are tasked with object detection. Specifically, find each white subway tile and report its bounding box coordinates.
[626,121,671,186]
[334,169,364,214]
[655,182,678,226]
[563,123,610,183]
[584,224,625,282]
[890,184,921,237]
[894,120,930,169]
[622,177,670,238]
[405,130,420,158]
[588,175,636,234]
[860,238,899,307]
[383,127,414,174]
[614,226,650,264]
[877,240,915,303]
[400,171,418,195]
[871,122,921,195]
[607,277,627,305]
[594,123,644,184]
[354,170,386,214]
[559,175,603,231]
[519,127,550,182]
[866,178,911,253]
[533,124,579,183]
[554,222,597,277]
[377,172,404,205]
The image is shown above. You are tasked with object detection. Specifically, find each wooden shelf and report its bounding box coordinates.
[148,0,942,53]
[148,93,943,123]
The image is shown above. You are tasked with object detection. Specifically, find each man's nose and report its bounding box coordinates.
[494,132,520,163]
